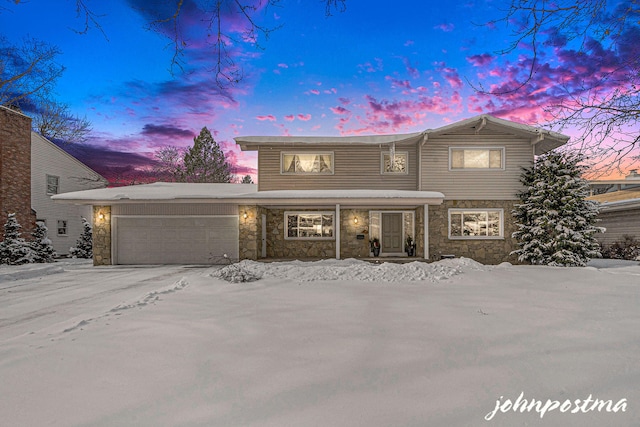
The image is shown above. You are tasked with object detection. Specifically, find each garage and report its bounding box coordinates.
[113,216,239,265]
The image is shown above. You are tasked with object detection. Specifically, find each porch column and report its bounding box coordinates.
[423,204,429,260]
[335,203,341,259]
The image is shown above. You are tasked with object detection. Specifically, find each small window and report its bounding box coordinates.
[449,209,503,239]
[281,153,334,174]
[450,148,504,170]
[47,175,60,195]
[57,220,68,236]
[285,212,334,239]
[381,152,408,174]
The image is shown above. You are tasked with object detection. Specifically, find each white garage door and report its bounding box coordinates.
[114,216,238,264]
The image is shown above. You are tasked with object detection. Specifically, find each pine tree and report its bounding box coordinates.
[69,217,93,259]
[0,213,33,265]
[30,222,56,263]
[512,151,603,266]
[241,174,253,184]
[182,127,233,183]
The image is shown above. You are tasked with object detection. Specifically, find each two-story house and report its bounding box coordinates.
[53,114,568,266]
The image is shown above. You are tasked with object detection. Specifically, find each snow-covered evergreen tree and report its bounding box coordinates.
[0,213,33,265]
[512,151,603,266]
[69,217,93,258]
[30,222,56,263]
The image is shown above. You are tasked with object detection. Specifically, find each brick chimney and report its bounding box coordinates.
[0,106,36,234]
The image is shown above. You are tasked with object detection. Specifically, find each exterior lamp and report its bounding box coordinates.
[243,212,248,219]
[98,212,105,221]
[353,217,358,224]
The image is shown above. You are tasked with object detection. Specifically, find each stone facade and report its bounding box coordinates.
[427,200,520,264]
[339,208,372,258]
[238,204,265,260]
[0,106,35,233]
[92,205,111,266]
[239,207,425,260]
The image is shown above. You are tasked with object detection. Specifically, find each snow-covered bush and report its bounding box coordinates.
[30,222,56,263]
[511,151,603,266]
[0,213,33,265]
[213,261,262,283]
[601,235,640,260]
[69,217,93,258]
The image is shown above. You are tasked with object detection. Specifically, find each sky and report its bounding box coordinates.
[1,0,637,184]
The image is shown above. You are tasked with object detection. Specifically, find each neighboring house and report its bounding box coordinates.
[588,176,640,247]
[31,132,108,255]
[53,114,569,266]
[0,105,36,233]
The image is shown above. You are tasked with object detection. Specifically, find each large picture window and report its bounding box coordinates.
[281,153,333,174]
[381,151,408,174]
[450,147,504,170]
[449,209,503,239]
[285,212,334,239]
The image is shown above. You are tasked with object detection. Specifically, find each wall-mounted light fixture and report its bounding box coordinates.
[353,217,359,224]
[98,211,105,221]
[243,212,248,219]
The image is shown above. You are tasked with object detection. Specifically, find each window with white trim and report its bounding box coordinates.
[450,147,504,170]
[449,209,503,239]
[285,212,334,239]
[281,153,334,174]
[381,151,408,174]
[57,220,68,236]
[47,175,60,194]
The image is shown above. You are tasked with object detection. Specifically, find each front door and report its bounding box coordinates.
[382,213,403,254]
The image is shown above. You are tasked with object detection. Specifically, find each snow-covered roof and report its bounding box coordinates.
[52,182,444,206]
[236,114,569,155]
[588,188,640,211]
[235,132,425,150]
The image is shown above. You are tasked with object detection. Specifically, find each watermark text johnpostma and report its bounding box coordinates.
[485,392,627,420]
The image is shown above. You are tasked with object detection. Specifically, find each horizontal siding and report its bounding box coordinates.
[30,134,107,255]
[258,143,418,191]
[421,131,534,200]
[596,208,640,246]
[112,203,238,216]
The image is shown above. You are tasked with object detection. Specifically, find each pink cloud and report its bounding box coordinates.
[256,115,276,121]
[297,114,312,121]
[467,53,495,67]
[434,23,455,32]
[358,58,384,73]
[284,115,295,122]
[308,89,320,95]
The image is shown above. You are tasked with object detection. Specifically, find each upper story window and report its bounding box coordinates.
[47,175,60,194]
[281,153,334,174]
[285,212,334,239]
[450,147,504,170]
[381,151,408,174]
[449,209,503,239]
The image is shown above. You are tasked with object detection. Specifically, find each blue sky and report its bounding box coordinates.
[1,0,636,183]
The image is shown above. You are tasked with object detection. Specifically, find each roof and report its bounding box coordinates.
[235,114,569,154]
[588,188,640,211]
[31,132,108,186]
[51,182,444,206]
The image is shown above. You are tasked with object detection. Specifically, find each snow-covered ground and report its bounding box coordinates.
[1,258,639,426]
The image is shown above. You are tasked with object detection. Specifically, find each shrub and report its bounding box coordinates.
[601,235,640,260]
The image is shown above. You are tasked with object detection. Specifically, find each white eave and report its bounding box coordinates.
[52,182,444,206]
[598,198,640,212]
[235,114,569,155]
[235,132,425,151]
[422,115,569,154]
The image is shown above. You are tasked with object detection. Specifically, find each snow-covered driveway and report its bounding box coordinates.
[1,259,639,426]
